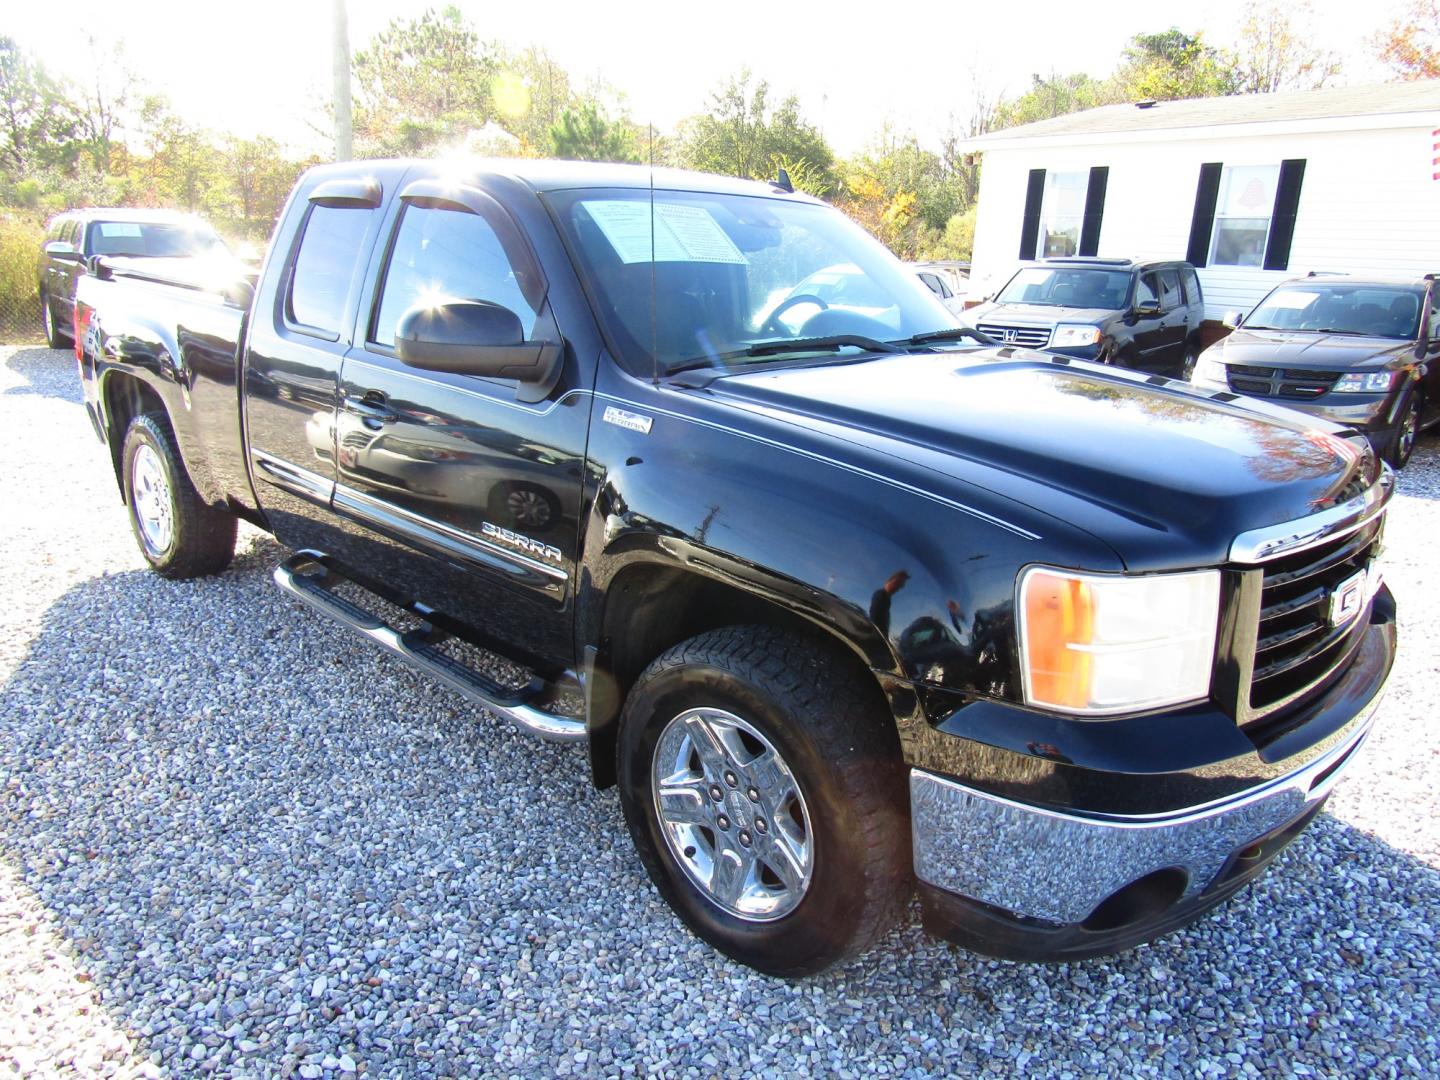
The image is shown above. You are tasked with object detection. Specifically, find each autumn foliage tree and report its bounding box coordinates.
[1377,1,1440,80]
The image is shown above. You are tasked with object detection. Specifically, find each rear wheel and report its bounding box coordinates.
[1385,390,1423,468]
[40,290,70,349]
[1181,340,1201,381]
[617,626,910,977]
[121,413,237,578]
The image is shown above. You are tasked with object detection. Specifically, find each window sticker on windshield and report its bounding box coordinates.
[99,223,143,237]
[584,201,747,265]
[1268,290,1319,309]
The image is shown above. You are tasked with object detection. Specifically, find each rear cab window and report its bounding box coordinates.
[286,205,376,339]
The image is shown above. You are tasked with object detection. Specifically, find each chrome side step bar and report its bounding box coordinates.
[273,551,587,743]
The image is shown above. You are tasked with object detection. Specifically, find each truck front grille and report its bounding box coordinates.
[976,322,1051,348]
[1226,364,1340,401]
[1246,517,1382,720]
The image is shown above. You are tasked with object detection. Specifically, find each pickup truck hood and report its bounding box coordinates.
[969,302,1113,327]
[1215,328,1410,370]
[714,350,1375,570]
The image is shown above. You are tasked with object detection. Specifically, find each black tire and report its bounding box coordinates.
[1385,390,1423,469]
[617,625,910,977]
[121,413,237,579]
[40,290,71,349]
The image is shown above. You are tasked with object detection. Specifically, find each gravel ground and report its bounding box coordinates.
[0,343,1437,1078]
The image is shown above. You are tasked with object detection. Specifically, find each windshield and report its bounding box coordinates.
[1245,283,1424,338]
[87,220,228,259]
[995,267,1132,309]
[548,187,957,374]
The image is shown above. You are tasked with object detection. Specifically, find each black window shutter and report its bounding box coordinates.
[1078,167,1108,256]
[1264,159,1306,272]
[1019,169,1046,260]
[1186,162,1223,267]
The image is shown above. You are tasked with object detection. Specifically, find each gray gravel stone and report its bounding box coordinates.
[1,344,1438,1077]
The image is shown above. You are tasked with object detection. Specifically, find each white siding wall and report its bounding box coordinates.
[967,123,1440,320]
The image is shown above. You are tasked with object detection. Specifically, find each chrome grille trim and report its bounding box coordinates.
[976,322,1052,348]
[1228,474,1393,564]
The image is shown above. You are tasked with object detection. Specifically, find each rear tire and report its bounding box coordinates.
[1181,340,1201,381]
[1385,390,1423,469]
[40,291,70,349]
[617,625,910,977]
[121,413,237,578]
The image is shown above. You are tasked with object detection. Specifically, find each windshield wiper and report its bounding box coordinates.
[663,335,902,377]
[904,327,997,347]
[743,334,904,358]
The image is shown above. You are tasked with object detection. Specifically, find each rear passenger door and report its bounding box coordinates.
[327,180,590,666]
[244,175,388,559]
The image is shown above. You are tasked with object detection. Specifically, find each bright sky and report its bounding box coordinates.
[3,0,1409,156]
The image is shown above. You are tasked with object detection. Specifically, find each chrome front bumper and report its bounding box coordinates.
[909,700,1380,925]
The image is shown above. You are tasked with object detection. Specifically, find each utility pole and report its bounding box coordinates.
[333,0,353,161]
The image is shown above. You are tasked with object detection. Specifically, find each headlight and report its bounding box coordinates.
[1018,567,1221,716]
[1051,324,1101,347]
[1190,353,1227,387]
[1332,371,1397,393]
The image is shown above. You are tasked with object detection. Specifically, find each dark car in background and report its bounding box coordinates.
[962,257,1206,377]
[37,208,229,348]
[1190,274,1440,467]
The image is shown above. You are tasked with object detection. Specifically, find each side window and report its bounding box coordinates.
[372,203,541,349]
[1182,268,1202,307]
[919,272,942,297]
[287,204,375,337]
[1427,291,1440,341]
[1135,273,1160,308]
[65,220,81,247]
[938,276,954,299]
[1159,269,1183,311]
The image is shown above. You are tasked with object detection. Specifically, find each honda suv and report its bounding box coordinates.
[962,257,1206,377]
[1190,274,1440,467]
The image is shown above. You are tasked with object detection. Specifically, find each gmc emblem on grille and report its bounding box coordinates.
[1328,568,1367,627]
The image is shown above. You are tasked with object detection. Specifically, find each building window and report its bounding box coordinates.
[1036,171,1087,258]
[1208,164,1280,268]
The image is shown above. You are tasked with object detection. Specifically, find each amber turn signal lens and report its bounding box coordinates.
[1022,571,1095,710]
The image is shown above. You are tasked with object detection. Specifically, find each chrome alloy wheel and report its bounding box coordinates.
[131,443,174,555]
[41,297,54,340]
[651,707,814,921]
[1398,396,1420,462]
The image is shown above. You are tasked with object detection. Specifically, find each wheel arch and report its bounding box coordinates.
[583,551,899,790]
[98,369,167,501]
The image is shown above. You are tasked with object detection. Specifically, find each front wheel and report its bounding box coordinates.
[1385,390,1423,468]
[617,626,910,977]
[121,413,237,578]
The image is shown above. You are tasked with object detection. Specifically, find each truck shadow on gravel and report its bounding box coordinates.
[2,347,84,406]
[0,539,1437,1073]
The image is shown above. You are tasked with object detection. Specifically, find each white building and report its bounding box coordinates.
[962,81,1440,321]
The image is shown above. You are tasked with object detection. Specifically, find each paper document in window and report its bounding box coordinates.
[584,200,747,265]
[99,223,143,237]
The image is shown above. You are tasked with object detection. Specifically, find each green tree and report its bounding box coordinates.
[679,70,835,193]
[351,6,496,156]
[837,131,971,258]
[547,101,639,163]
[1117,29,1238,99]
[993,72,1121,129]
[0,37,80,176]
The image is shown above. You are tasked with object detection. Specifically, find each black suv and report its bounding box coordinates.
[37,208,228,348]
[1190,274,1440,467]
[964,257,1206,377]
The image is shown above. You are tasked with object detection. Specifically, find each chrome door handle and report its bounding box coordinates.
[343,393,397,426]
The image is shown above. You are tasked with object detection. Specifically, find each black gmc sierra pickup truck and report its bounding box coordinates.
[72,159,1396,977]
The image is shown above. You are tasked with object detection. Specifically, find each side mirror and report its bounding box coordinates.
[1222,310,1244,330]
[221,277,255,310]
[1134,299,1162,318]
[396,300,562,400]
[44,240,79,261]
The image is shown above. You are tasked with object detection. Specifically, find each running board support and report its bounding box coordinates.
[273,551,587,743]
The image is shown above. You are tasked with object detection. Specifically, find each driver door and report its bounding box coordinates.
[328,181,591,666]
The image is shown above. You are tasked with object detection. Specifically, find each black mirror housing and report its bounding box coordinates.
[396,300,562,399]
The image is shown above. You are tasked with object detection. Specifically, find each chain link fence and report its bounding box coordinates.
[1,210,45,344]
